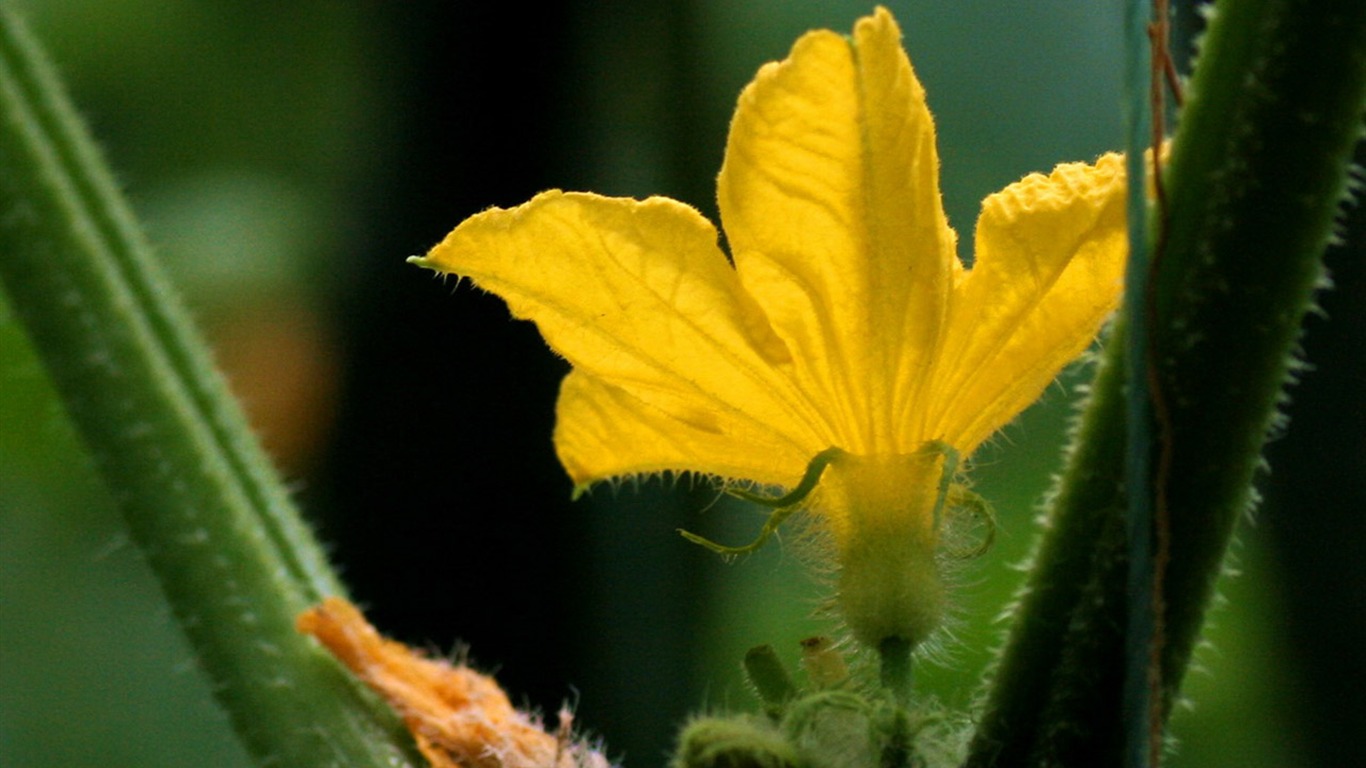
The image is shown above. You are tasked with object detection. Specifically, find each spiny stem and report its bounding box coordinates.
[967,0,1366,763]
[0,8,419,767]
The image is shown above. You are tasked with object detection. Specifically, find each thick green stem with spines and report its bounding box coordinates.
[1150,0,1366,712]
[967,0,1366,764]
[964,326,1130,766]
[0,8,418,767]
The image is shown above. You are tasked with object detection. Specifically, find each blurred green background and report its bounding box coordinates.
[1,1,1362,766]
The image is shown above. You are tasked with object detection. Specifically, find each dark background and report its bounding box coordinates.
[1,2,1360,766]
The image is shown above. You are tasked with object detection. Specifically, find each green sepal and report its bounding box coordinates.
[744,645,799,719]
[679,446,845,557]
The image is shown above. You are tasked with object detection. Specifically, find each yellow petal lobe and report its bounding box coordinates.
[414,191,831,484]
[717,7,958,455]
[923,154,1128,453]
[554,369,813,489]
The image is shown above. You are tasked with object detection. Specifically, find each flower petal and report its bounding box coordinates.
[717,7,959,454]
[414,191,830,483]
[554,370,813,488]
[922,154,1128,453]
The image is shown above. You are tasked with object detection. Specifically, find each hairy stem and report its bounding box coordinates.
[966,0,1366,763]
[0,9,418,767]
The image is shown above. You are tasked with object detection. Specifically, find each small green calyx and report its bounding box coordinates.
[784,691,881,768]
[673,717,798,768]
[684,637,961,768]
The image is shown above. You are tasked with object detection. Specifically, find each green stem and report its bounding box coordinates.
[878,637,913,768]
[878,636,914,708]
[0,9,418,767]
[963,327,1130,767]
[966,0,1366,763]
[1120,0,1158,764]
[1151,0,1366,712]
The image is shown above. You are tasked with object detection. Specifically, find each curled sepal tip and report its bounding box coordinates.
[678,447,845,557]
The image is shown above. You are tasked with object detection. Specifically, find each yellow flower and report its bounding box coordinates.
[411,8,1128,649]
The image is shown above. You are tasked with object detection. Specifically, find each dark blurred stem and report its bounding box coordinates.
[879,636,913,707]
[0,8,420,767]
[878,637,913,768]
[963,327,1130,767]
[966,0,1366,764]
